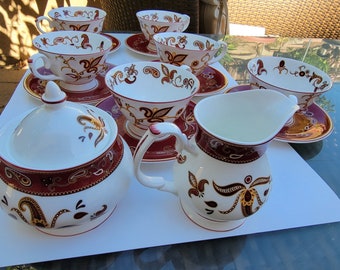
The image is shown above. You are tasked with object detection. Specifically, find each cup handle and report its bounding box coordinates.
[181,15,191,32]
[35,16,54,33]
[28,53,62,81]
[133,122,197,194]
[208,40,228,65]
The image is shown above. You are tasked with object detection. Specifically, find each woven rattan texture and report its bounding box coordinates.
[228,0,339,39]
[100,0,200,33]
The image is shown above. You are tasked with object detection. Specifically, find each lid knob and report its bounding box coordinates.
[41,81,67,104]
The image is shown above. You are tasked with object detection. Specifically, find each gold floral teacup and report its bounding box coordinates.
[105,61,200,138]
[35,6,106,34]
[136,10,190,53]
[154,32,227,76]
[247,56,333,110]
[28,31,112,92]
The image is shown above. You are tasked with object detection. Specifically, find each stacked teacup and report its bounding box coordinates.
[29,6,112,93]
[35,6,106,34]
[136,9,190,53]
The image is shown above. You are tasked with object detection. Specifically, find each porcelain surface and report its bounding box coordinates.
[125,33,158,56]
[105,61,199,138]
[36,6,106,34]
[29,31,112,92]
[136,9,190,52]
[226,84,334,143]
[133,90,299,231]
[24,63,115,105]
[96,96,197,162]
[154,32,227,76]
[247,56,333,110]
[0,81,133,235]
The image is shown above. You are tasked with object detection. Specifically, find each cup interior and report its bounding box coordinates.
[48,6,106,21]
[106,62,199,103]
[33,31,112,54]
[136,9,189,24]
[154,32,220,51]
[194,90,298,144]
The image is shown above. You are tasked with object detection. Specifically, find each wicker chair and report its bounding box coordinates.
[228,0,340,39]
[99,0,339,39]
[99,0,200,33]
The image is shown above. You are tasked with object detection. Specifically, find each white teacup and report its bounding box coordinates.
[28,31,112,92]
[136,10,190,53]
[247,56,333,110]
[105,61,200,138]
[35,6,106,34]
[154,32,228,76]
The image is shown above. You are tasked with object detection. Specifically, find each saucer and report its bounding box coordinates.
[275,104,333,143]
[125,33,158,57]
[23,64,115,104]
[101,33,121,53]
[96,96,197,162]
[225,84,334,143]
[196,66,229,96]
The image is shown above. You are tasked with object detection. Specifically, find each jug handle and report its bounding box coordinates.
[133,122,197,194]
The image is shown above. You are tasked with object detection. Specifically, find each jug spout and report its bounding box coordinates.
[194,89,299,146]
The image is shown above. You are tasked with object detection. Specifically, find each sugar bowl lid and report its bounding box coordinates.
[3,81,117,170]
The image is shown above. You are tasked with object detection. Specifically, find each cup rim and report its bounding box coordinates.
[105,61,200,103]
[136,9,190,23]
[32,30,112,55]
[153,32,221,52]
[247,56,333,94]
[48,6,107,21]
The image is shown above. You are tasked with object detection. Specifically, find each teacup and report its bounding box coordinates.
[35,6,106,34]
[247,56,333,110]
[136,10,190,53]
[105,61,200,138]
[28,31,112,92]
[153,32,228,76]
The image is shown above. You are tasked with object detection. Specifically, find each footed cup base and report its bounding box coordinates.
[60,79,99,92]
[180,200,245,232]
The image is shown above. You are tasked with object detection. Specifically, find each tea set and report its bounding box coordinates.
[0,7,333,235]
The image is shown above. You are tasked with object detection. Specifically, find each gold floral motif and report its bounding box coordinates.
[77,108,107,147]
[109,63,196,92]
[7,196,108,228]
[54,9,100,20]
[187,172,271,217]
[55,54,105,82]
[213,175,271,217]
[10,196,66,228]
[188,171,209,198]
[4,167,31,187]
[118,99,178,125]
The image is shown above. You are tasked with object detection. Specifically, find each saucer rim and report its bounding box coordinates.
[195,66,229,97]
[225,84,334,144]
[101,33,121,54]
[275,103,334,144]
[23,70,112,104]
[125,33,159,57]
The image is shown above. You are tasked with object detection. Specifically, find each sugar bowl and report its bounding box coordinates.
[0,82,133,236]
